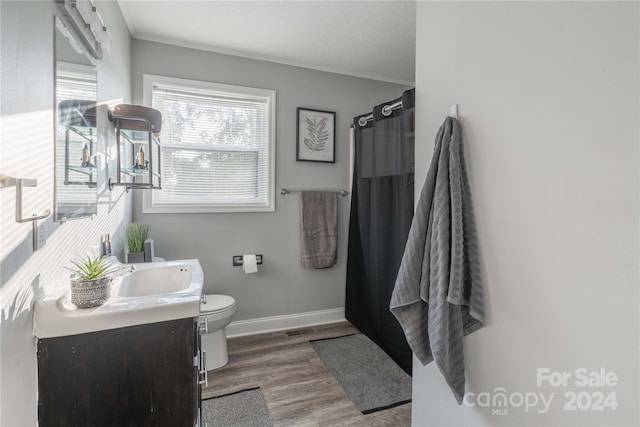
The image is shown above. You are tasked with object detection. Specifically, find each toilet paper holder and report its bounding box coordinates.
[232,254,263,266]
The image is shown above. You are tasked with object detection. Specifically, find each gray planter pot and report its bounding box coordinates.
[127,251,145,263]
[71,276,113,308]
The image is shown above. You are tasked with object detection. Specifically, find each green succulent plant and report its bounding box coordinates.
[66,255,117,280]
[125,223,149,253]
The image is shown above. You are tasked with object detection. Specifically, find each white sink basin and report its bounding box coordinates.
[33,259,203,339]
[113,264,192,297]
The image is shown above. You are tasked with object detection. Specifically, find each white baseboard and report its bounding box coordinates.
[226,307,346,338]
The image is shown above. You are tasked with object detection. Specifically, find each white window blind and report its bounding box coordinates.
[56,63,98,105]
[143,75,275,213]
[55,62,97,208]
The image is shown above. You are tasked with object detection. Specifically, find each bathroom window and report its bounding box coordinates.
[142,75,276,213]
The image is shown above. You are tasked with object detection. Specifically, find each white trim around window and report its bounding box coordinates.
[142,74,276,213]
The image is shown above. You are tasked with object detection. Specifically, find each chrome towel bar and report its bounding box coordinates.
[0,174,51,223]
[280,188,349,197]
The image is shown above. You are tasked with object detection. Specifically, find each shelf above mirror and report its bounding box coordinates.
[108,105,163,193]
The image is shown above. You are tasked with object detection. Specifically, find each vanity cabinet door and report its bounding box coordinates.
[194,317,203,425]
[37,318,197,427]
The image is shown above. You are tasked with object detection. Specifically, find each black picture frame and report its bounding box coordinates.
[296,107,336,163]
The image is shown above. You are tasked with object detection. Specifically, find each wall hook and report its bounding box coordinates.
[449,104,458,119]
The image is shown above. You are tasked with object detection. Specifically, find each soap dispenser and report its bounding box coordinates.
[82,143,90,166]
[101,234,112,257]
[136,146,145,169]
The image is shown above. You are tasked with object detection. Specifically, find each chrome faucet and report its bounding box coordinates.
[102,256,136,277]
[109,264,135,277]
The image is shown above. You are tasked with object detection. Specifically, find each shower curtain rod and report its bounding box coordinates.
[358,100,403,126]
[357,103,459,127]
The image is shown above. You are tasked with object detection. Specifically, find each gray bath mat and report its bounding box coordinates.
[311,333,412,414]
[202,387,273,427]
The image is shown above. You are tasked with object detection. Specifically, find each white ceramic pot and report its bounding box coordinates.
[70,276,113,308]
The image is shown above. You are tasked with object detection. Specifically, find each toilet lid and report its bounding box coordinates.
[201,294,235,314]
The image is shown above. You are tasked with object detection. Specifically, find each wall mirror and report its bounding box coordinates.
[54,16,98,221]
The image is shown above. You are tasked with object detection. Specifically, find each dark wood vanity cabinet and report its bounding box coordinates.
[37,317,202,426]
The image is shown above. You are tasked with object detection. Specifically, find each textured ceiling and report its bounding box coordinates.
[117,1,416,85]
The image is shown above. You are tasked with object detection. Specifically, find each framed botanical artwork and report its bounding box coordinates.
[296,107,336,163]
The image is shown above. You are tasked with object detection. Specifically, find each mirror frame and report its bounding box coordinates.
[53,15,99,222]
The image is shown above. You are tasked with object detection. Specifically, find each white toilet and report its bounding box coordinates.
[200,294,236,370]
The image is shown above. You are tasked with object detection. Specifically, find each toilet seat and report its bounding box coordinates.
[201,294,235,314]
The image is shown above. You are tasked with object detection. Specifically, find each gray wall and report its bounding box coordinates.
[131,39,410,321]
[0,1,132,424]
[412,2,639,426]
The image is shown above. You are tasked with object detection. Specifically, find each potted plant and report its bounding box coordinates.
[126,223,149,263]
[66,256,117,308]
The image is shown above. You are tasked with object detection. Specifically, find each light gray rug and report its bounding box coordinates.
[311,333,412,414]
[202,387,273,427]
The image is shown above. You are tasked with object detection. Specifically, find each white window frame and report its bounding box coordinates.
[142,74,276,213]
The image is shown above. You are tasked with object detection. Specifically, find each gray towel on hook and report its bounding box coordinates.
[390,116,484,404]
[300,191,338,269]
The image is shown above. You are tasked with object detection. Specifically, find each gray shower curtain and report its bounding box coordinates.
[346,88,415,374]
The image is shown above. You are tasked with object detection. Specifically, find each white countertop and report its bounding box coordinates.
[33,259,203,339]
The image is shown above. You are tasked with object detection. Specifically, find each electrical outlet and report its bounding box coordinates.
[33,220,46,251]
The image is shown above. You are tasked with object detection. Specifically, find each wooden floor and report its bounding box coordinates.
[203,322,412,426]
